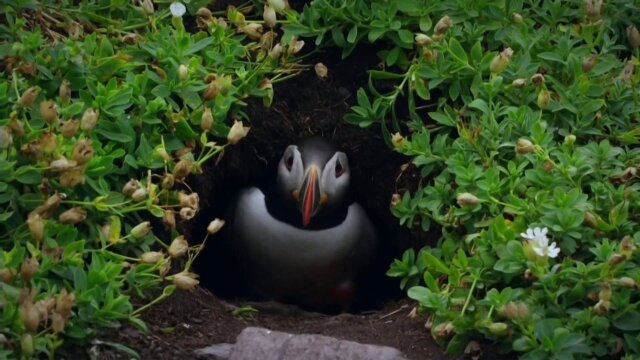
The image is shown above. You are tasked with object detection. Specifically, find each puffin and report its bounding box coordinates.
[231,137,377,312]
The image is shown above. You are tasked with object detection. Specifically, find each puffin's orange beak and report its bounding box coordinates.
[300,165,321,227]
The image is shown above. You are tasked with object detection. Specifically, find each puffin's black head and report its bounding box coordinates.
[276,137,350,227]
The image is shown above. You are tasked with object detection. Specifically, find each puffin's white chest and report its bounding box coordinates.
[232,187,376,302]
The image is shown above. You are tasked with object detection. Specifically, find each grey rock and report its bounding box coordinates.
[194,343,233,360]
[228,327,408,360]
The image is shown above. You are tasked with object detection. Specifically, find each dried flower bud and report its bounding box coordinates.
[609,253,626,266]
[457,192,479,207]
[122,179,142,196]
[227,120,250,145]
[59,167,85,188]
[173,159,193,180]
[201,107,214,131]
[314,63,328,79]
[20,258,39,283]
[19,63,37,77]
[584,0,603,21]
[26,213,44,243]
[408,306,419,320]
[59,207,87,225]
[512,78,526,88]
[489,47,513,74]
[488,322,508,336]
[524,268,537,282]
[288,40,305,55]
[59,80,71,104]
[61,119,80,138]
[241,23,264,41]
[131,221,152,239]
[390,193,402,208]
[163,210,176,230]
[72,139,94,165]
[516,138,535,155]
[51,312,66,333]
[434,16,452,35]
[55,289,75,318]
[169,236,189,258]
[415,33,432,47]
[584,211,598,228]
[122,33,142,45]
[1,268,16,284]
[499,302,529,321]
[173,272,199,290]
[582,55,597,73]
[20,87,40,108]
[512,12,523,24]
[179,207,196,220]
[140,251,163,264]
[627,25,640,49]
[617,277,637,288]
[537,88,551,110]
[34,298,53,327]
[131,187,149,202]
[621,235,637,254]
[434,321,455,339]
[203,78,222,101]
[543,160,555,173]
[622,61,635,83]
[268,0,286,12]
[162,174,175,189]
[178,64,189,81]
[270,43,284,59]
[263,5,277,28]
[178,192,200,210]
[530,73,545,86]
[20,301,41,333]
[593,299,610,315]
[196,7,214,29]
[464,341,482,359]
[40,100,58,125]
[81,108,99,132]
[8,114,25,137]
[141,0,154,15]
[207,218,225,235]
[39,132,57,154]
[423,48,438,63]
[0,126,12,150]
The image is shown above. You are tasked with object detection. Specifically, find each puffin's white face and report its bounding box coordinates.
[277,145,350,227]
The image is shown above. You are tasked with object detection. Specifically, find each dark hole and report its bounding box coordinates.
[185,45,438,314]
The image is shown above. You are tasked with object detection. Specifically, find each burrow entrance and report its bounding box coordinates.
[186,45,435,313]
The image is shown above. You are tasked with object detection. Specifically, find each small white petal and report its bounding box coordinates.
[548,243,560,258]
[170,2,186,17]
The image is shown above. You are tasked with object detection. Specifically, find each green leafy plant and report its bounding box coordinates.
[286,0,640,358]
[0,1,303,358]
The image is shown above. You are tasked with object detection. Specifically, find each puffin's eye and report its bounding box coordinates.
[335,159,344,178]
[285,154,294,171]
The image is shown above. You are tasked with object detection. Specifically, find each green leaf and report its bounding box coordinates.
[418,17,432,32]
[185,37,214,55]
[421,251,450,274]
[347,25,358,44]
[428,111,456,127]
[14,166,42,185]
[613,311,640,331]
[447,38,468,64]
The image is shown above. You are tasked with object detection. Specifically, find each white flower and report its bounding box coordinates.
[521,227,560,258]
[170,2,186,17]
